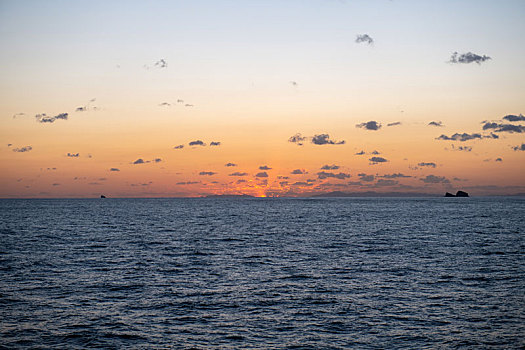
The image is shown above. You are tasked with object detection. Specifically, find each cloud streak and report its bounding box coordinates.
[13,146,32,153]
[417,162,436,168]
[355,34,373,44]
[35,113,68,123]
[321,165,339,170]
[356,121,381,131]
[369,156,388,164]
[482,122,525,133]
[317,172,351,180]
[132,158,162,164]
[436,133,498,141]
[503,114,525,122]
[189,140,206,146]
[387,122,401,127]
[311,134,345,145]
[420,175,450,184]
[288,133,344,145]
[449,52,491,64]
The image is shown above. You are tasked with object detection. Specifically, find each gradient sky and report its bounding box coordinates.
[1,0,524,198]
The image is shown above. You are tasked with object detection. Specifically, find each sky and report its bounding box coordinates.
[1,0,524,198]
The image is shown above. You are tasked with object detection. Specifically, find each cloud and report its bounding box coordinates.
[290,81,298,86]
[380,173,411,178]
[512,143,525,151]
[110,168,120,171]
[482,122,525,133]
[67,153,79,158]
[387,122,401,127]
[311,134,345,145]
[495,158,503,162]
[189,140,206,146]
[225,163,237,167]
[450,144,472,152]
[133,158,145,164]
[291,169,306,175]
[154,59,167,68]
[229,172,248,176]
[176,181,200,185]
[428,121,443,127]
[355,34,373,44]
[453,177,468,182]
[131,157,161,164]
[356,121,381,131]
[256,172,269,178]
[317,171,351,180]
[369,156,388,164]
[503,114,525,122]
[35,112,68,123]
[154,158,162,163]
[199,171,217,176]
[130,181,153,187]
[375,179,398,186]
[321,164,339,170]
[210,141,221,146]
[75,98,98,112]
[185,104,194,107]
[449,52,491,64]
[159,102,171,107]
[288,133,307,145]
[371,150,380,155]
[355,150,365,155]
[13,146,32,152]
[173,145,184,149]
[292,181,314,187]
[436,133,483,141]
[417,162,436,168]
[13,112,25,118]
[259,165,272,170]
[289,133,345,145]
[358,173,375,182]
[420,175,450,184]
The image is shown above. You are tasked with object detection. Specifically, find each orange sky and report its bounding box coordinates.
[1,1,524,197]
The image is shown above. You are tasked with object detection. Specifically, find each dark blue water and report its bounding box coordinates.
[1,197,524,349]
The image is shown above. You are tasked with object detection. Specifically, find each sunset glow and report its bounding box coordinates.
[1,0,524,198]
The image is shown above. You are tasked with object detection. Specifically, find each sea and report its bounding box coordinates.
[1,197,524,349]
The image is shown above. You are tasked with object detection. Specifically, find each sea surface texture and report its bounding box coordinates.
[1,197,524,349]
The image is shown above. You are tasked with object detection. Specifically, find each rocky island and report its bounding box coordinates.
[445,191,469,197]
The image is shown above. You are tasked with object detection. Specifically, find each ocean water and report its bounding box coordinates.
[1,197,524,349]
